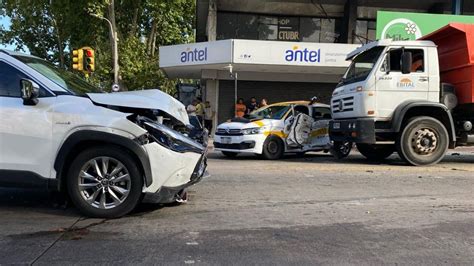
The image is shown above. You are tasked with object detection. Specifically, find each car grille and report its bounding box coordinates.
[332,96,354,113]
[215,128,242,136]
[214,141,255,150]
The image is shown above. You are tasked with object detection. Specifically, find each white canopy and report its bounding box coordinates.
[159,40,360,83]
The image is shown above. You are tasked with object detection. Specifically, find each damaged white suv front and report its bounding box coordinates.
[0,50,207,218]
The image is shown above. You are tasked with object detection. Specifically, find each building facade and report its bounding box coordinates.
[160,0,471,130]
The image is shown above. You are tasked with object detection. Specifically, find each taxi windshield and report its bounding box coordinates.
[248,105,291,120]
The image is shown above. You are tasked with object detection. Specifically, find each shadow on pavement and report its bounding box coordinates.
[0,187,183,218]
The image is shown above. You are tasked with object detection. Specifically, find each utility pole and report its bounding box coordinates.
[90,13,119,90]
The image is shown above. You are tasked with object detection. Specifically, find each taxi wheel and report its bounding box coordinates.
[261,136,284,160]
[221,151,239,158]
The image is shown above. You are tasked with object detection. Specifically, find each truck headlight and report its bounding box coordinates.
[142,121,204,154]
[241,127,262,135]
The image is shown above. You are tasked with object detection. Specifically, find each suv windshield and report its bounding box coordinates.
[13,55,101,95]
[337,46,385,87]
[248,105,291,120]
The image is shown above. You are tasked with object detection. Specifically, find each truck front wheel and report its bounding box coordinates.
[356,143,395,160]
[396,116,449,166]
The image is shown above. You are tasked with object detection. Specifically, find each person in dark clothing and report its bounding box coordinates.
[246,97,259,115]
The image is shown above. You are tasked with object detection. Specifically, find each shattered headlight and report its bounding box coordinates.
[141,119,205,154]
[241,127,263,135]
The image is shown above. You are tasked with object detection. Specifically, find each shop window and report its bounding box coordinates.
[217,12,238,40]
[258,16,278,40]
[354,20,376,44]
[217,12,341,43]
[320,19,340,43]
[237,14,258,39]
[278,17,300,41]
[300,18,341,43]
[300,18,321,42]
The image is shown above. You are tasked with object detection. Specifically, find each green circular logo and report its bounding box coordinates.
[381,18,422,40]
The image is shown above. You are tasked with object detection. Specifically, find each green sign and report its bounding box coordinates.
[376,11,474,41]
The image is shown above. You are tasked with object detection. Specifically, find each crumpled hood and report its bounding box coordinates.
[87,89,189,125]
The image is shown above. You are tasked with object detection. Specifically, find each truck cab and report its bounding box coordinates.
[330,23,474,165]
[331,40,439,123]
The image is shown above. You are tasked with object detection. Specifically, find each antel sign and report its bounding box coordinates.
[233,40,359,67]
[159,40,232,67]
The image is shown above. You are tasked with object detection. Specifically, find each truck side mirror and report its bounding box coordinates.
[401,51,412,74]
[20,79,39,106]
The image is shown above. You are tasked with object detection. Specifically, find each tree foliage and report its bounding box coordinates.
[0,0,195,92]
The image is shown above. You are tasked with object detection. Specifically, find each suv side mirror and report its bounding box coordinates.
[20,79,39,106]
[401,51,412,74]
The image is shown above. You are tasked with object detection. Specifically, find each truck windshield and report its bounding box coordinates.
[337,46,385,87]
[13,55,101,95]
[248,105,291,120]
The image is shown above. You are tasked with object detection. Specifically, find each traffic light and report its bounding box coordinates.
[72,49,83,71]
[83,48,95,72]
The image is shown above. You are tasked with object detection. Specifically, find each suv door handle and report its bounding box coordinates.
[419,77,429,82]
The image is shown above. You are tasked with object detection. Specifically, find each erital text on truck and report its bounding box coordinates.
[329,23,474,165]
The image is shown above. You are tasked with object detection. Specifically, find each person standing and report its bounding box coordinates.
[260,98,270,118]
[195,97,205,124]
[235,98,246,118]
[187,99,197,116]
[204,101,215,134]
[246,97,259,114]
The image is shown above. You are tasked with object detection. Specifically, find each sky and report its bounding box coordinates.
[1,15,29,53]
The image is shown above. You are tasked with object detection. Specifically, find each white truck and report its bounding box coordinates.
[0,50,207,217]
[329,23,474,165]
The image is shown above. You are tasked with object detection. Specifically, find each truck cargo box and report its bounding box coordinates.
[421,23,474,105]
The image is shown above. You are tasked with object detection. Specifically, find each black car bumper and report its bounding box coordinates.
[329,119,376,144]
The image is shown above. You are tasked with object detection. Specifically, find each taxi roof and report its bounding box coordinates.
[267,100,329,108]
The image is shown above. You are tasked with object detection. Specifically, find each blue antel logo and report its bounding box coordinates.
[181,47,207,63]
[285,46,321,63]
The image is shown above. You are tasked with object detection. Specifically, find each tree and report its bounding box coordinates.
[0,0,196,93]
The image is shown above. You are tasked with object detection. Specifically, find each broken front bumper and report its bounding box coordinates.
[143,153,208,203]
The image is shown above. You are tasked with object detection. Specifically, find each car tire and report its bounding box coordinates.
[67,145,143,218]
[331,141,353,159]
[261,136,284,160]
[221,151,239,158]
[396,116,449,166]
[356,143,395,161]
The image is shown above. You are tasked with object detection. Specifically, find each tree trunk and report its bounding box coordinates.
[50,14,64,68]
[129,6,140,37]
[147,20,157,55]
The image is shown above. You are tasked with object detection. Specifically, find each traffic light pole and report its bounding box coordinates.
[91,14,119,90]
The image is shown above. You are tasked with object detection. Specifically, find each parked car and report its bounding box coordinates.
[214,101,352,159]
[0,50,207,218]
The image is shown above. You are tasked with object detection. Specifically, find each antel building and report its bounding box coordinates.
[160,0,471,127]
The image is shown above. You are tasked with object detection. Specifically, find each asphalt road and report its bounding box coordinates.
[1,148,474,265]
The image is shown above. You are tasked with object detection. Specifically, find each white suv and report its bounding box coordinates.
[0,50,207,218]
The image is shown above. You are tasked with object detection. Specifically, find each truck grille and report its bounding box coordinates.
[215,128,242,136]
[332,96,354,113]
